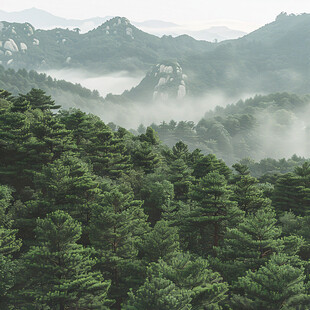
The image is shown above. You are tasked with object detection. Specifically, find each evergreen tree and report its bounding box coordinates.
[168,159,193,201]
[20,211,110,309]
[85,117,131,178]
[232,163,271,214]
[124,276,192,310]
[138,220,180,263]
[18,88,60,111]
[192,154,232,180]
[149,252,228,309]
[187,172,241,255]
[213,208,285,283]
[132,141,160,174]
[0,227,21,307]
[139,174,174,224]
[0,187,22,307]
[89,186,149,309]
[273,168,310,216]
[139,127,160,145]
[231,254,310,309]
[172,141,190,161]
[32,155,103,244]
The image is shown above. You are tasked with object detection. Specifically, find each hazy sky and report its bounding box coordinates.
[1,0,310,31]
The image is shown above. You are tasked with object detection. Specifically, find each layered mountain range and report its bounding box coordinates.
[0,12,310,103]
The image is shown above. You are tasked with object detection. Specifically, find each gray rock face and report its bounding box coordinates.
[33,38,40,45]
[20,42,28,51]
[4,39,19,52]
[151,62,187,101]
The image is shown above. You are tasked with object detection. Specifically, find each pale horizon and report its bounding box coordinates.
[1,0,310,32]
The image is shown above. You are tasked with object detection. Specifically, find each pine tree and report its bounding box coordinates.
[138,220,180,263]
[149,252,228,309]
[0,186,22,307]
[231,254,310,309]
[84,117,131,178]
[124,276,192,310]
[139,127,160,145]
[232,163,271,214]
[139,174,174,224]
[0,227,22,307]
[132,141,160,174]
[213,208,285,283]
[89,186,149,309]
[168,159,193,201]
[20,211,110,309]
[18,88,61,111]
[188,172,241,255]
[192,154,232,180]
[59,108,91,147]
[273,169,310,216]
[0,97,32,190]
[172,141,190,161]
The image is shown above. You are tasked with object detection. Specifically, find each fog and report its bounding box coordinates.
[255,105,310,159]
[100,92,245,128]
[42,69,144,97]
[43,68,310,162]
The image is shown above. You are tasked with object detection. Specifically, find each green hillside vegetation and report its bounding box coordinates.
[0,88,310,309]
[146,92,310,164]
[0,65,105,111]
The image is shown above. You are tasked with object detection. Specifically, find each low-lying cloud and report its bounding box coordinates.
[42,69,144,97]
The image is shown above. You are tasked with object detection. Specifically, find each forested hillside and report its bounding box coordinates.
[1,88,310,309]
[0,65,105,112]
[146,92,310,163]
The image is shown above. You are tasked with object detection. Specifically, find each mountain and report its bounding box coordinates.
[103,13,310,103]
[107,61,188,103]
[0,8,112,31]
[185,12,310,95]
[1,13,310,102]
[0,8,247,41]
[136,24,247,41]
[0,17,213,73]
[190,26,246,41]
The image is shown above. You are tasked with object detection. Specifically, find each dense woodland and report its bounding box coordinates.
[1,88,310,309]
[130,92,310,164]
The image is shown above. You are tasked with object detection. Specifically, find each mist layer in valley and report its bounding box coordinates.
[37,68,310,164]
[41,69,145,97]
[101,93,310,163]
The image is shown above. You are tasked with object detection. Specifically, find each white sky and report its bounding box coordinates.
[1,0,310,32]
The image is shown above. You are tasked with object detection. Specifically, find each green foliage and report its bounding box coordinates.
[232,164,271,214]
[124,276,192,310]
[89,186,149,308]
[20,210,111,309]
[231,254,310,309]
[0,88,309,309]
[149,252,228,309]
[213,208,285,283]
[186,171,242,255]
[273,162,310,216]
[138,220,180,263]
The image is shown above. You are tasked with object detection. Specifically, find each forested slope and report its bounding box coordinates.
[0,65,105,112]
[147,92,310,163]
[1,88,310,309]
